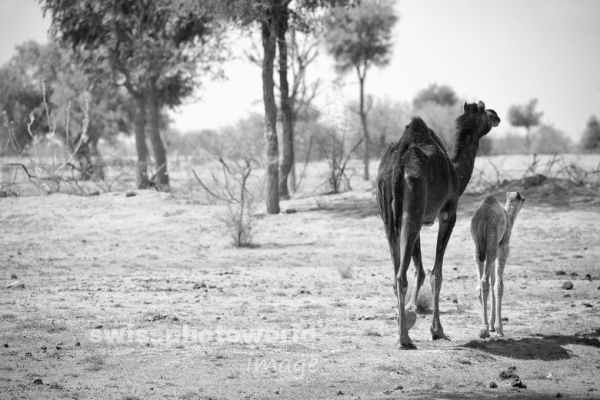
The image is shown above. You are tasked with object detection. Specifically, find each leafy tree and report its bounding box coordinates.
[412,83,458,109]
[580,115,600,152]
[41,0,225,190]
[507,98,543,152]
[531,124,571,154]
[346,97,410,157]
[279,27,323,197]
[0,63,46,154]
[0,40,132,178]
[324,0,397,180]
[217,112,266,160]
[490,131,529,155]
[202,0,351,213]
[412,101,463,149]
[245,25,324,198]
[206,0,284,212]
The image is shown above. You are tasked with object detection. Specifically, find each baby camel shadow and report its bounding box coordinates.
[460,334,600,361]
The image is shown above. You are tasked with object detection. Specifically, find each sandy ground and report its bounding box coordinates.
[1,179,600,399]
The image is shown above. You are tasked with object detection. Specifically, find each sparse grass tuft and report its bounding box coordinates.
[407,281,433,314]
[364,329,382,337]
[337,265,354,279]
[415,289,432,314]
[83,355,105,372]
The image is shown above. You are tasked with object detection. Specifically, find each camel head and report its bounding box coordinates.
[462,101,501,137]
[505,191,525,216]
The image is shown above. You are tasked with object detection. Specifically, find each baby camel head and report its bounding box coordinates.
[505,192,525,215]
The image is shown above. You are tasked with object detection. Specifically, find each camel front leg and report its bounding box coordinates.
[494,244,509,336]
[430,208,456,340]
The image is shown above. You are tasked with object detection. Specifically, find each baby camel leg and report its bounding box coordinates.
[494,244,509,336]
[489,268,496,332]
[473,247,488,339]
[479,246,496,339]
[474,248,484,307]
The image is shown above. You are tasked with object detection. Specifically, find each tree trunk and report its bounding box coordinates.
[262,12,280,214]
[358,72,370,180]
[74,140,92,180]
[147,82,170,191]
[134,97,151,189]
[88,138,105,180]
[289,161,296,192]
[277,5,294,200]
[74,131,104,181]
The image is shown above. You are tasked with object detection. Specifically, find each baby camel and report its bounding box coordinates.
[470,192,525,338]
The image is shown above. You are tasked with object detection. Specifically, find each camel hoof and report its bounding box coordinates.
[479,328,490,339]
[430,327,447,341]
[489,327,496,332]
[405,309,417,330]
[494,329,504,337]
[397,339,417,350]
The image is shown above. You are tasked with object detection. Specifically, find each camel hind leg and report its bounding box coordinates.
[430,203,456,340]
[407,236,426,314]
[395,180,424,349]
[473,243,485,325]
[478,241,497,338]
[494,243,509,336]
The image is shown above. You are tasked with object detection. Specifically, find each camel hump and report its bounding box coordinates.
[482,195,500,207]
[405,117,429,135]
[474,196,503,219]
[402,144,429,178]
[403,116,447,153]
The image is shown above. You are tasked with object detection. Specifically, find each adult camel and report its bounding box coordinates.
[376,101,500,349]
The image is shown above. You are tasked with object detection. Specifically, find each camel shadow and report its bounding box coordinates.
[460,334,600,361]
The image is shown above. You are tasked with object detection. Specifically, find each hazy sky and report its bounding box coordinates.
[1,0,599,139]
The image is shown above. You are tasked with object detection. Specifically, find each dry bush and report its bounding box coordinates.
[194,157,261,247]
[326,132,363,195]
[414,289,432,314]
[470,154,600,193]
[221,199,255,248]
[406,277,432,314]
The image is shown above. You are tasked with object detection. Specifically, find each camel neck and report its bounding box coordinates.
[504,200,521,231]
[452,143,478,196]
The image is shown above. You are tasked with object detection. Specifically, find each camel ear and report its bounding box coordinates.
[478,100,485,111]
[464,102,468,111]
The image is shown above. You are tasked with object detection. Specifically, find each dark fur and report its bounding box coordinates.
[376,117,450,238]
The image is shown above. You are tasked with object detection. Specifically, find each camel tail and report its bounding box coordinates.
[471,216,487,263]
[476,235,487,263]
[377,167,403,240]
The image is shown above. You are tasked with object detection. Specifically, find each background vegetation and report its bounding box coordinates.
[1,0,598,205]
